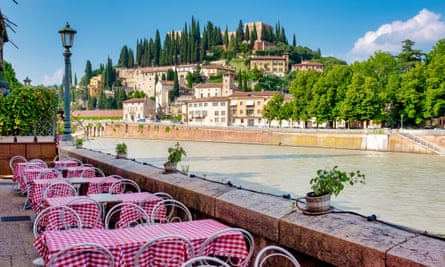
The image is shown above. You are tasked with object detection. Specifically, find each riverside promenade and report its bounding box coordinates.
[0,177,38,267]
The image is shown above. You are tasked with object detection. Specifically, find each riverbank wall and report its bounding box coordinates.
[102,122,440,154]
[60,145,445,266]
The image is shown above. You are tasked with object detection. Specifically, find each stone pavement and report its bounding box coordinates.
[0,177,39,267]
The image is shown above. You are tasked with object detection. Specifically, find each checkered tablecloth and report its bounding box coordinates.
[18,168,42,193]
[65,166,95,178]
[29,179,60,213]
[34,228,123,267]
[33,219,248,267]
[113,193,164,228]
[13,162,28,182]
[53,160,78,169]
[44,196,104,229]
[86,177,121,194]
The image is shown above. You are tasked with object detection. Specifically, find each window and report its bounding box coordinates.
[221,118,226,122]
[214,111,219,116]
[215,118,219,122]
[204,103,208,107]
[199,103,202,107]
[220,102,226,106]
[213,102,218,106]
[221,111,226,115]
[240,101,243,105]
[247,109,254,116]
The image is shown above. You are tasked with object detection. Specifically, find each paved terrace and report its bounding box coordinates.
[0,177,38,267]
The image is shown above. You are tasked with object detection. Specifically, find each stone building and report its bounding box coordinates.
[291,60,324,72]
[249,53,289,77]
[122,97,155,122]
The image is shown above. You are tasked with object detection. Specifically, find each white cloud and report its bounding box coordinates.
[42,68,64,86]
[347,9,445,62]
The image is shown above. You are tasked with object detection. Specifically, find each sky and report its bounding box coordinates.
[1,0,445,86]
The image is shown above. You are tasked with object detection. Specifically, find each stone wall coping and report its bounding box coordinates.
[63,146,445,267]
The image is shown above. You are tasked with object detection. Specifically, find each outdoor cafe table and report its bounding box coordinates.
[29,177,121,213]
[43,196,104,229]
[64,166,95,178]
[53,160,78,170]
[67,177,121,195]
[33,219,249,267]
[42,192,163,227]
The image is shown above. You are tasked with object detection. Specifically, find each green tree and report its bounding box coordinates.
[262,93,284,126]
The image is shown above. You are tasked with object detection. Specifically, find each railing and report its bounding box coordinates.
[398,132,445,155]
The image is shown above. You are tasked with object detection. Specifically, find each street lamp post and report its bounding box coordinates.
[58,22,76,142]
[401,114,404,129]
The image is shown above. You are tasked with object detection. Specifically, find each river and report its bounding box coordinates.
[83,137,445,235]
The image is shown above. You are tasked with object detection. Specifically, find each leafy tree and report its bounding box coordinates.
[2,60,20,90]
[397,39,423,72]
[262,93,284,126]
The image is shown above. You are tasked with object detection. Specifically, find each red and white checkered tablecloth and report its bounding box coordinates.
[53,160,78,169]
[44,196,104,229]
[86,177,121,194]
[113,193,164,228]
[13,162,28,182]
[18,168,42,193]
[14,162,45,185]
[33,219,248,267]
[65,166,95,178]
[34,228,124,267]
[29,179,59,213]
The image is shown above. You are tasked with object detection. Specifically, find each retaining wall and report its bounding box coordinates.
[61,145,445,267]
[102,123,436,154]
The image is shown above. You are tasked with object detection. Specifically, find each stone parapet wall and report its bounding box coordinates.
[61,146,445,267]
[102,122,437,154]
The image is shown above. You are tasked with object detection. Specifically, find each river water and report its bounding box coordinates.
[83,137,445,235]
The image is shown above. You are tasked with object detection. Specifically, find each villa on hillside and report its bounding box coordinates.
[249,53,289,77]
[291,60,324,72]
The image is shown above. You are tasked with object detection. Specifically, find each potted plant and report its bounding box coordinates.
[296,165,365,214]
[115,142,128,159]
[164,142,186,173]
[75,137,83,148]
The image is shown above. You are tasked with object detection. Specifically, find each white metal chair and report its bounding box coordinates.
[22,163,46,209]
[109,178,141,194]
[9,155,27,192]
[253,245,300,267]
[64,157,83,165]
[28,158,48,168]
[43,180,77,199]
[198,228,254,267]
[149,199,193,224]
[66,196,104,229]
[46,242,114,267]
[32,205,83,266]
[153,191,174,200]
[104,202,150,229]
[80,166,105,178]
[134,234,195,267]
[33,205,83,238]
[36,168,63,180]
[181,256,231,267]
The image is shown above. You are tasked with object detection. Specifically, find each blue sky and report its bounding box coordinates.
[2,0,445,86]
